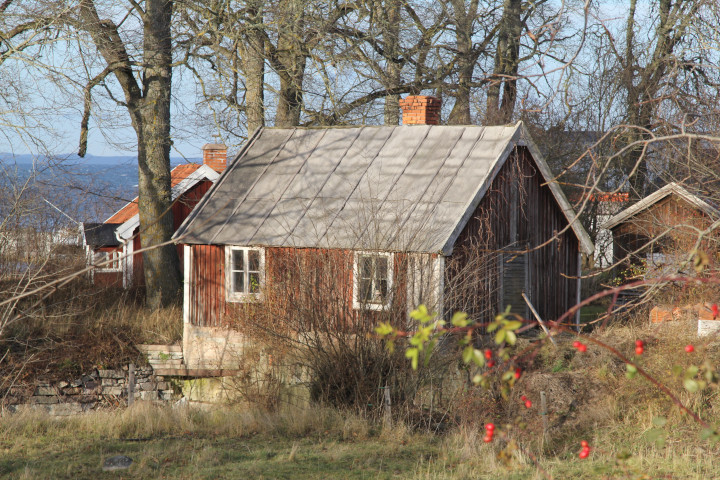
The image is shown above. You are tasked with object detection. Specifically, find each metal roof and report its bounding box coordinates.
[174,123,594,255]
[83,222,122,247]
[602,182,720,230]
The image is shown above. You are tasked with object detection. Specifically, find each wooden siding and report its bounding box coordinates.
[447,147,580,326]
[611,195,718,277]
[189,245,411,330]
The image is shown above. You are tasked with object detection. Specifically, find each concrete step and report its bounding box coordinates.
[148,358,183,366]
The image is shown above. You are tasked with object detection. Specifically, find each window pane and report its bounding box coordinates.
[248,249,260,271]
[376,257,388,280]
[249,272,261,293]
[232,250,244,271]
[359,278,372,302]
[359,256,372,279]
[233,271,245,293]
[378,278,388,301]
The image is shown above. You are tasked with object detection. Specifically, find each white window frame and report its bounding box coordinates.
[95,249,122,272]
[225,246,265,302]
[353,251,394,310]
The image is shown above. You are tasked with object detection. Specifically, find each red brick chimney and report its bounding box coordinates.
[399,95,441,125]
[202,143,227,173]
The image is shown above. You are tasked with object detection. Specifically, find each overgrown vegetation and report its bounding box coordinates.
[3,317,720,478]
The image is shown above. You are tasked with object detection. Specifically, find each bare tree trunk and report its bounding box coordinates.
[275,0,306,127]
[485,0,521,125]
[79,0,180,308]
[239,0,265,135]
[381,0,401,125]
[447,0,479,125]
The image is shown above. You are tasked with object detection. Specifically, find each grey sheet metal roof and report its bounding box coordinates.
[603,182,720,230]
[174,122,594,255]
[83,222,121,247]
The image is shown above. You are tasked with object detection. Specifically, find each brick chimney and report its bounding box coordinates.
[202,143,227,173]
[399,95,441,125]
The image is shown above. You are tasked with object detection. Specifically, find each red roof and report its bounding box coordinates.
[106,164,203,223]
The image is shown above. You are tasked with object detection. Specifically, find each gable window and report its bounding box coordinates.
[226,246,265,302]
[353,252,393,310]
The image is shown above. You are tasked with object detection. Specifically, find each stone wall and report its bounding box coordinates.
[4,365,179,416]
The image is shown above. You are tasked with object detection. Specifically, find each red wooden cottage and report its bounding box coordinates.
[173,96,594,370]
[82,144,226,288]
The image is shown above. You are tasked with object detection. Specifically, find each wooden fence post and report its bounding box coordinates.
[383,385,392,428]
[540,391,548,448]
[128,363,135,407]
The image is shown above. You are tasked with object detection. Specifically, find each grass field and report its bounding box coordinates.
[2,399,720,480]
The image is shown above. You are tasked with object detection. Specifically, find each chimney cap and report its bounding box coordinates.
[202,143,227,150]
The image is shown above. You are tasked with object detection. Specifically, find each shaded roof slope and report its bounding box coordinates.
[603,182,720,230]
[105,163,203,223]
[83,222,122,247]
[175,123,593,255]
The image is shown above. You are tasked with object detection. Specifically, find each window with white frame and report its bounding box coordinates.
[94,250,122,271]
[353,252,393,310]
[226,246,265,302]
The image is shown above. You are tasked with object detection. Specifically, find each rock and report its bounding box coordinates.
[45,403,83,416]
[101,378,117,386]
[98,370,123,379]
[140,391,158,401]
[159,390,175,401]
[140,382,156,391]
[34,386,57,396]
[102,387,123,396]
[30,396,58,405]
[57,381,69,389]
[156,382,169,390]
[62,387,83,396]
[102,455,133,472]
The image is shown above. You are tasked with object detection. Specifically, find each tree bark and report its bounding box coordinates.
[485,0,521,125]
[380,0,401,125]
[275,0,306,127]
[239,0,266,135]
[79,0,180,308]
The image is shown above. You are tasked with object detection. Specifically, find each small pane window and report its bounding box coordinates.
[354,253,392,310]
[227,247,264,302]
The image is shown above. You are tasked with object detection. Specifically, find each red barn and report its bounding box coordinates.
[174,97,594,369]
[82,144,226,288]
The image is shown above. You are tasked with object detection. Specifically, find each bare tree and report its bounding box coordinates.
[76,0,180,308]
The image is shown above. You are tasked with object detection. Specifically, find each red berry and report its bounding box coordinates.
[579,449,589,459]
[580,440,589,448]
[635,346,644,355]
[524,400,532,408]
[485,423,495,432]
[520,395,527,401]
[514,367,522,379]
[573,340,581,348]
[712,304,719,319]
[635,339,644,348]
[484,349,493,360]
[483,434,493,443]
[577,343,587,353]
[487,360,495,368]
[685,344,695,353]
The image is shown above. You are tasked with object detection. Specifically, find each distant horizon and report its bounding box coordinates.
[0,151,202,166]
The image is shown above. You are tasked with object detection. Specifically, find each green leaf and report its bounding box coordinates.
[451,311,469,327]
[652,416,667,427]
[686,365,699,379]
[502,370,514,382]
[684,379,699,393]
[626,363,637,379]
[495,329,506,345]
[471,349,485,367]
[505,330,517,346]
[462,346,474,364]
[505,320,523,331]
[405,348,419,370]
[472,374,482,385]
[487,322,500,333]
[375,323,393,337]
[701,428,717,440]
[671,365,683,377]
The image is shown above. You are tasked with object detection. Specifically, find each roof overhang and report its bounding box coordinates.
[602,182,720,231]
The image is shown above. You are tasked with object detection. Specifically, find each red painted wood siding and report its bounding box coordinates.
[189,246,410,329]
